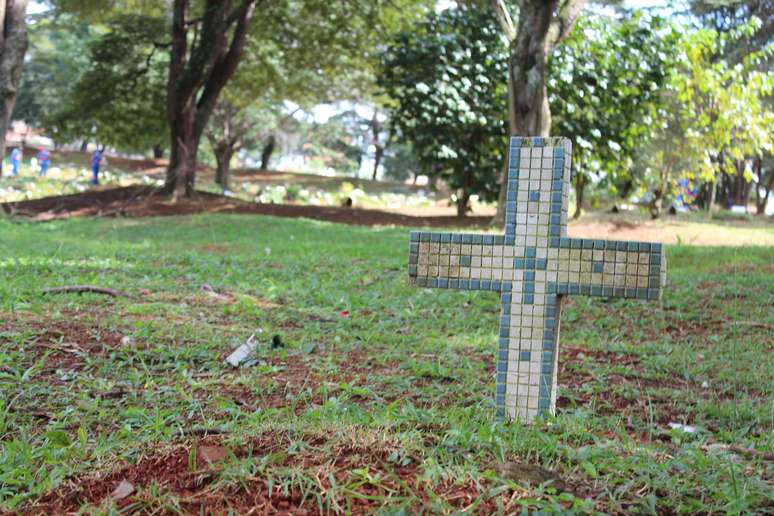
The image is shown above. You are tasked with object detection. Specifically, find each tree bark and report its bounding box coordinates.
[457,189,470,217]
[164,0,258,199]
[152,144,165,159]
[371,110,392,181]
[490,0,585,226]
[373,145,385,181]
[754,156,772,215]
[649,187,664,219]
[573,171,585,220]
[0,0,28,177]
[214,143,234,192]
[260,134,275,171]
[706,180,717,217]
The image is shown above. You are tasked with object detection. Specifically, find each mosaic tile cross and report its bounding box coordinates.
[407,136,667,423]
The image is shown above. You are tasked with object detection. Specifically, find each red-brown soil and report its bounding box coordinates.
[1,186,492,227]
[32,430,557,514]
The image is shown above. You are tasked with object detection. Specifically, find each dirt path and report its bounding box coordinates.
[0,186,492,228]
[2,186,772,245]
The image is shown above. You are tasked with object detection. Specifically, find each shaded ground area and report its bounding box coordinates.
[0,186,491,228]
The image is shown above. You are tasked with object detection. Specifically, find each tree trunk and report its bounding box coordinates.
[373,145,385,181]
[260,134,275,170]
[371,110,391,181]
[457,191,470,217]
[573,172,585,220]
[214,144,234,192]
[754,157,771,215]
[0,0,28,178]
[649,188,664,219]
[152,144,165,159]
[80,139,89,152]
[706,180,717,217]
[734,161,745,205]
[649,165,671,219]
[166,103,198,198]
[490,0,585,226]
[163,0,257,199]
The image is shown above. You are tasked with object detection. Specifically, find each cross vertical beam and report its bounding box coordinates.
[408,136,667,423]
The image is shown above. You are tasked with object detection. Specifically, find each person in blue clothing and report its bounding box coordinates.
[91,149,104,185]
[37,148,51,177]
[10,147,22,176]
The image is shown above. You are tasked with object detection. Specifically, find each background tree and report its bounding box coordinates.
[489,0,585,224]
[300,110,371,176]
[204,99,284,191]
[688,0,773,65]
[381,5,680,217]
[652,23,774,215]
[12,14,92,140]
[164,0,258,199]
[0,0,28,177]
[50,0,433,194]
[380,6,508,216]
[382,140,422,183]
[370,109,393,180]
[549,14,678,218]
[48,14,168,154]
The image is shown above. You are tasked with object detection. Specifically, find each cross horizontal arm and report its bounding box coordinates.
[408,231,513,292]
[548,237,666,300]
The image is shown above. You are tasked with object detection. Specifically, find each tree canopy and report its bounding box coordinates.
[380,6,508,216]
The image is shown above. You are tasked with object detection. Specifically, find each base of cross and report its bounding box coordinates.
[407,136,667,423]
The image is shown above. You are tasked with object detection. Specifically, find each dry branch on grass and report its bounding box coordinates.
[42,285,129,298]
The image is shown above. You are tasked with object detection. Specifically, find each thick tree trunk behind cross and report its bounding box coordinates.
[490,0,584,226]
[164,0,257,199]
[0,0,28,177]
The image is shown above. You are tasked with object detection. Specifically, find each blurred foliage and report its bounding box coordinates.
[643,19,774,211]
[301,110,371,175]
[379,6,508,214]
[687,0,773,65]
[549,14,679,208]
[380,6,680,213]
[12,15,93,131]
[383,140,422,183]
[55,14,168,153]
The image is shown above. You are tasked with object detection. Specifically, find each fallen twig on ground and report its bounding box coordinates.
[734,321,774,331]
[729,445,774,462]
[178,427,229,436]
[42,285,129,298]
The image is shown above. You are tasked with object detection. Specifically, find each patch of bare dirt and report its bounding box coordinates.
[1,316,126,381]
[31,431,546,514]
[1,186,492,228]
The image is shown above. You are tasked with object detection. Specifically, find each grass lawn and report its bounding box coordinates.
[0,214,772,514]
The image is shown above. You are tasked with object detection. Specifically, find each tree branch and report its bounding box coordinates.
[167,0,189,121]
[490,0,516,42]
[43,286,129,298]
[194,0,260,138]
[547,0,586,49]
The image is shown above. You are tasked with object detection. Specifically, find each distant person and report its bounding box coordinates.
[37,148,51,177]
[10,147,22,176]
[91,149,105,185]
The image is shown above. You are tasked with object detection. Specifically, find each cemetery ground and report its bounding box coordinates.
[0,213,772,514]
